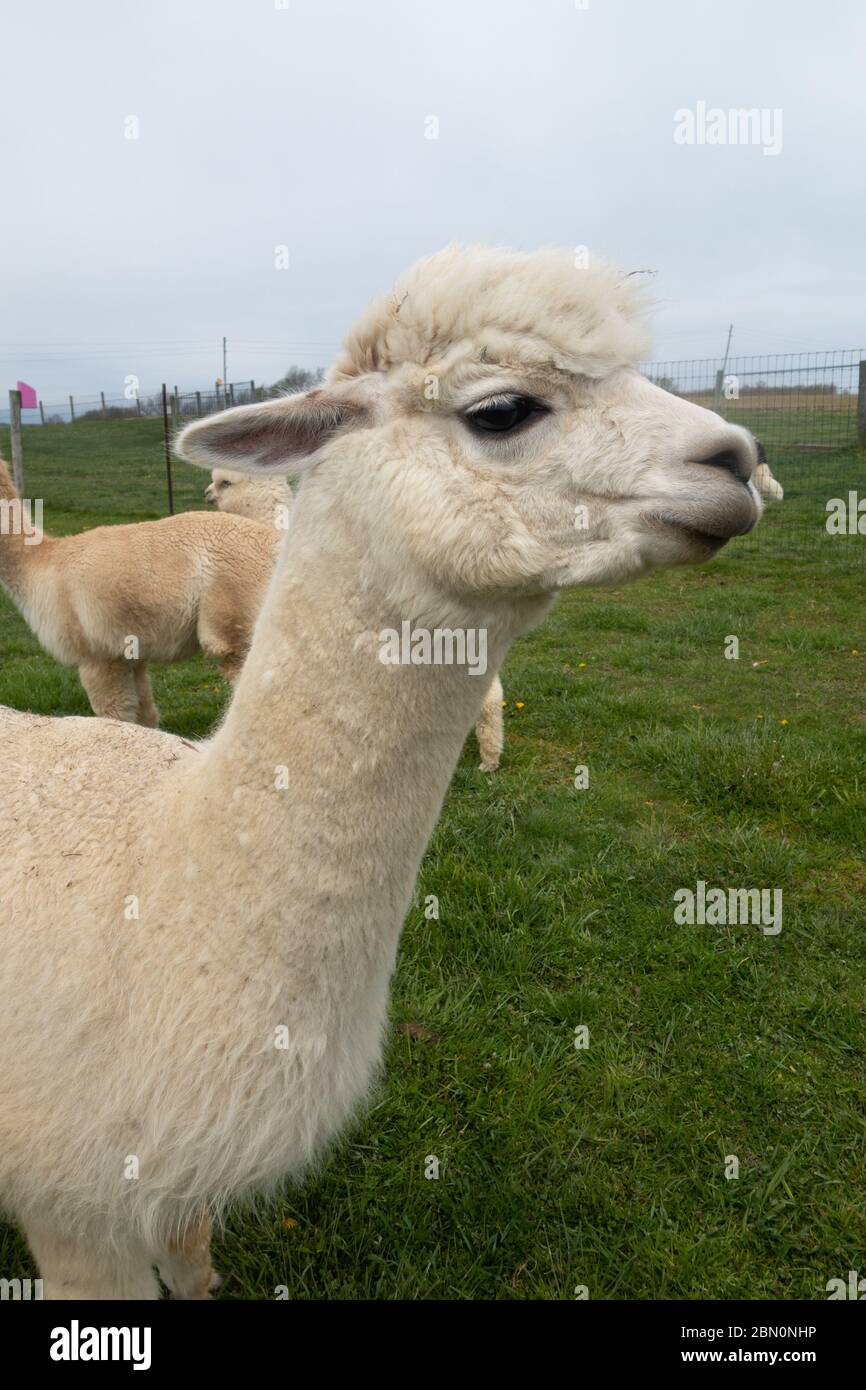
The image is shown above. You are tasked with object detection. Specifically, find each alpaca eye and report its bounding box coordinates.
[464,396,546,434]
[220,481,232,489]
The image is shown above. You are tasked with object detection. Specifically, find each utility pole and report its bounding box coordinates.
[714,323,734,409]
[720,323,734,378]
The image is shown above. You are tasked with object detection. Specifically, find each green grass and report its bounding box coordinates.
[0,421,864,1299]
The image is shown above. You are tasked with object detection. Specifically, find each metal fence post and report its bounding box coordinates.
[39,400,45,425]
[69,395,75,422]
[857,360,866,448]
[161,383,174,515]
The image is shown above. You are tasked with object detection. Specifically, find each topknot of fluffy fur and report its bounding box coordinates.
[328,245,651,384]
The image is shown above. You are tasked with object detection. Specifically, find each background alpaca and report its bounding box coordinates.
[0,246,760,1299]
[0,458,278,724]
[205,465,505,769]
[204,467,294,529]
[753,440,784,500]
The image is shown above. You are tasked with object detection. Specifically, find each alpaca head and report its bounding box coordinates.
[204,468,293,530]
[204,468,244,509]
[177,247,761,603]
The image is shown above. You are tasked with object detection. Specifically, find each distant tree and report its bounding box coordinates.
[45,414,65,425]
[77,405,139,421]
[649,375,679,395]
[269,366,325,395]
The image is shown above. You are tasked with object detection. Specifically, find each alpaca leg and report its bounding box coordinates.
[475,673,504,772]
[78,660,140,723]
[133,664,160,727]
[156,1214,220,1300]
[214,651,246,685]
[24,1222,160,1300]
[198,592,250,686]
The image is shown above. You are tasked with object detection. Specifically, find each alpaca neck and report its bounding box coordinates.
[185,485,545,962]
[0,497,50,597]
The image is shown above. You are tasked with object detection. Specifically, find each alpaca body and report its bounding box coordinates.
[0,461,279,721]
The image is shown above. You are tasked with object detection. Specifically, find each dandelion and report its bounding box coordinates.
[780,719,789,726]
[756,713,764,720]
[515,701,525,709]
[283,1217,297,1229]
[578,662,587,669]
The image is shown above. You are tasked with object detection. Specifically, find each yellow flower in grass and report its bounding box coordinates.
[515,701,525,709]
[780,718,789,726]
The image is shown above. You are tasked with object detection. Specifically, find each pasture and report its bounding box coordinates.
[0,420,863,1299]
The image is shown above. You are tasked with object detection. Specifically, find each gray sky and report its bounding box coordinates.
[2,0,864,409]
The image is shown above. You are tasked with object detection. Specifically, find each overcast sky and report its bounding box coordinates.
[1,0,864,409]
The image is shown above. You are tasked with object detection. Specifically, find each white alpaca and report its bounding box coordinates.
[205,466,505,769]
[0,461,279,722]
[0,246,760,1299]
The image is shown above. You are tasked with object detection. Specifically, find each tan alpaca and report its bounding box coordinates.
[204,465,505,768]
[0,459,279,723]
[753,441,784,500]
[0,247,761,1299]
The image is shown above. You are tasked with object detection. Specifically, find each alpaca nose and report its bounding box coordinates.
[695,438,754,484]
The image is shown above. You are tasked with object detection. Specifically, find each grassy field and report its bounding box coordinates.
[0,421,864,1299]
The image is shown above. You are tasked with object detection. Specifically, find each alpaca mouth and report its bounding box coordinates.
[649,515,731,549]
[646,490,760,549]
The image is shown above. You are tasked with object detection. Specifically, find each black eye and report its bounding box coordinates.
[464,395,546,434]
[220,480,232,488]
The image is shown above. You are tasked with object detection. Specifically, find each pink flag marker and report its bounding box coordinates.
[16,381,38,409]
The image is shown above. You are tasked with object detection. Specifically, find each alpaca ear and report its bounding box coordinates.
[175,388,368,475]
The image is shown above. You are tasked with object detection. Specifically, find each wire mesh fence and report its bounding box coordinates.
[3,352,865,561]
[0,380,269,426]
[643,349,866,562]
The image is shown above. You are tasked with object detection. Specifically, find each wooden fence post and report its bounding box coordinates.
[161,384,174,515]
[39,400,45,424]
[857,360,866,448]
[69,395,75,422]
[100,391,107,417]
[8,389,24,492]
